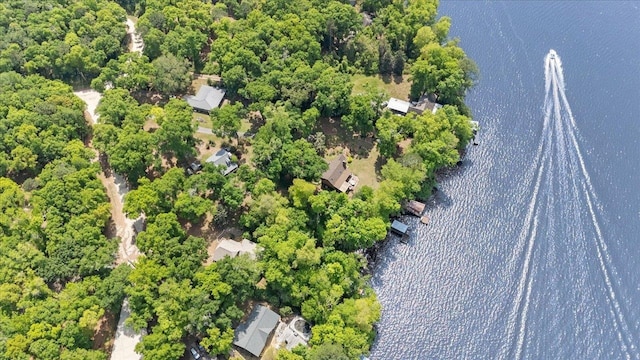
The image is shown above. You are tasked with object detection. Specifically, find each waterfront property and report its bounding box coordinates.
[390,220,410,236]
[205,149,238,176]
[233,305,280,357]
[403,200,426,216]
[386,94,442,116]
[185,85,226,113]
[321,154,359,192]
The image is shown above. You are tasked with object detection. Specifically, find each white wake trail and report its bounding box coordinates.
[505,51,556,360]
[551,51,638,358]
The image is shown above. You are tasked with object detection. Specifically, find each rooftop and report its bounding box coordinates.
[212,239,257,262]
[205,149,238,176]
[234,305,280,357]
[387,97,411,114]
[321,154,356,192]
[185,85,225,112]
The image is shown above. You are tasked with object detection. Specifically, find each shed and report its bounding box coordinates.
[234,305,280,357]
[185,85,225,113]
[390,220,409,236]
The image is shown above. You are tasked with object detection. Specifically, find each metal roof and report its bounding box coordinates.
[234,305,280,357]
[391,220,409,234]
[185,85,225,112]
[387,97,411,114]
[205,149,238,175]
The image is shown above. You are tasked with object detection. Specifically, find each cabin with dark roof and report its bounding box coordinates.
[321,154,359,192]
[185,85,225,113]
[409,93,442,115]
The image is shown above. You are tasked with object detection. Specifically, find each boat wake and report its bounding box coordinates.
[502,50,638,359]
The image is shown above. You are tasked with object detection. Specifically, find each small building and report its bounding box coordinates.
[234,305,280,357]
[390,220,409,236]
[403,200,426,216]
[321,154,359,193]
[409,93,442,115]
[185,85,226,113]
[386,97,412,115]
[212,239,257,262]
[206,149,238,176]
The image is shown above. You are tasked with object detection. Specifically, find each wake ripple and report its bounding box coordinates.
[505,50,638,359]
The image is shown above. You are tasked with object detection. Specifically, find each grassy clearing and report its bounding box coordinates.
[192,112,212,128]
[319,117,381,189]
[351,74,412,100]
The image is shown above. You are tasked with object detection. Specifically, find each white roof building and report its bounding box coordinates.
[386,97,411,114]
[212,239,258,262]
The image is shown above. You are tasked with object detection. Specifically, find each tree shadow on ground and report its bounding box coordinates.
[316,117,374,159]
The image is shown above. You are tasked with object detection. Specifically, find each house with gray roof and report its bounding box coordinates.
[205,149,238,176]
[234,305,280,357]
[185,85,225,113]
[212,239,258,262]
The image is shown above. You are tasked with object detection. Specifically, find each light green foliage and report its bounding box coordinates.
[307,294,380,359]
[289,179,317,209]
[411,42,478,104]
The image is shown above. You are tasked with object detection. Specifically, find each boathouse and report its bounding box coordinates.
[390,220,409,236]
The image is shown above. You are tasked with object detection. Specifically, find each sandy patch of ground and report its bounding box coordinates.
[126,17,144,54]
[110,298,144,360]
[73,89,102,124]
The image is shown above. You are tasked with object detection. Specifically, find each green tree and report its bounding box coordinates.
[151,54,192,96]
[155,99,196,162]
[210,103,244,139]
[289,179,317,209]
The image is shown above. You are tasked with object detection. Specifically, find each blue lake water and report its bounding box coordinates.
[370,2,640,359]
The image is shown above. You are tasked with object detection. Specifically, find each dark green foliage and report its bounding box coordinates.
[0,0,127,81]
[0,73,88,178]
[151,54,192,96]
[154,99,196,163]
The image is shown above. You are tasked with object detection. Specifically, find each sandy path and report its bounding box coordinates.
[110,298,144,360]
[73,89,101,124]
[126,17,144,54]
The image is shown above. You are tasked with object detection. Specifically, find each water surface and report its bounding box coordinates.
[371,2,640,358]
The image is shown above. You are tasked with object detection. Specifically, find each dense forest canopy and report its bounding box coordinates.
[0,0,478,359]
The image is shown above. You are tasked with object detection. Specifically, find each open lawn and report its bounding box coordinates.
[319,117,382,189]
[352,74,412,100]
[192,112,212,128]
